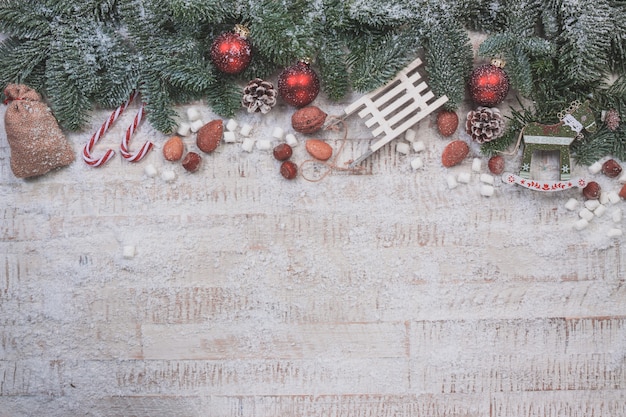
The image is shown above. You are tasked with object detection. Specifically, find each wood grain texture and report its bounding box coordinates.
[1,53,625,415]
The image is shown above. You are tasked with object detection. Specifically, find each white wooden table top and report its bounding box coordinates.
[1,61,625,416]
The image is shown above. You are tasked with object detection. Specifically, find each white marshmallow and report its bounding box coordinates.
[565,198,579,211]
[272,127,284,139]
[144,164,158,178]
[405,128,417,142]
[446,174,458,189]
[584,199,601,211]
[240,123,253,137]
[618,172,626,184]
[472,158,482,172]
[161,170,176,182]
[612,208,622,223]
[594,204,607,217]
[480,173,494,184]
[588,161,603,174]
[410,157,423,170]
[608,191,621,204]
[225,119,238,132]
[480,184,494,197]
[607,228,623,238]
[256,139,272,150]
[190,119,204,133]
[412,141,426,153]
[241,138,255,152]
[176,122,191,137]
[574,219,589,231]
[600,192,610,205]
[122,245,136,259]
[457,172,471,184]
[223,131,237,143]
[396,142,411,155]
[579,208,594,222]
[285,133,298,147]
[186,107,202,122]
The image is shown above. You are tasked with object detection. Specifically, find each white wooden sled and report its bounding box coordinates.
[345,58,448,167]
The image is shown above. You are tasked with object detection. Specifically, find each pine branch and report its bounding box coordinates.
[316,35,350,101]
[0,38,50,87]
[556,0,614,85]
[204,79,242,118]
[347,30,415,92]
[424,21,473,110]
[0,1,51,39]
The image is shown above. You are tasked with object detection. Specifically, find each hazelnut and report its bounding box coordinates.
[280,160,298,179]
[182,152,201,172]
[602,159,622,178]
[582,181,601,200]
[273,143,293,161]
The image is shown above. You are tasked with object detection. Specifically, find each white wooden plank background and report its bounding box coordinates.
[1,37,625,416]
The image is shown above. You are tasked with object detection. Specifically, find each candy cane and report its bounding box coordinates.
[82,91,138,167]
[119,103,153,162]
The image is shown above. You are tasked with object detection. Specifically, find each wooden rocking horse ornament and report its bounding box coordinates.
[503,100,597,191]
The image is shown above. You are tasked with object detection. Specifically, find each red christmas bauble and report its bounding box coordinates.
[210,27,252,74]
[468,64,510,106]
[277,61,320,107]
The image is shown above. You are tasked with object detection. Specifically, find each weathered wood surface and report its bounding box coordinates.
[1,55,625,416]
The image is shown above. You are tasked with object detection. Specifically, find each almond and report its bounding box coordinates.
[162,135,184,161]
[197,119,223,153]
[487,154,505,175]
[436,110,459,137]
[305,139,332,161]
[441,140,469,167]
[292,106,327,134]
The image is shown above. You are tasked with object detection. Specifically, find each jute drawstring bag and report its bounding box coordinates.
[3,84,74,178]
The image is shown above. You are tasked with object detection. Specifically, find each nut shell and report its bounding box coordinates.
[305,139,333,161]
[163,136,184,161]
[436,110,459,137]
[182,152,202,172]
[291,106,327,134]
[441,140,469,167]
[197,119,223,153]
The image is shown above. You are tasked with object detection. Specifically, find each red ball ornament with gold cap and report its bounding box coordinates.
[210,24,252,74]
[468,59,510,107]
[277,59,320,108]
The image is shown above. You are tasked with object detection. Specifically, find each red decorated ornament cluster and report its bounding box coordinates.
[468,61,510,107]
[278,60,320,107]
[210,25,252,75]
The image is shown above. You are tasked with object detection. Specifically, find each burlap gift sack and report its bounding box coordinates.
[3,84,75,178]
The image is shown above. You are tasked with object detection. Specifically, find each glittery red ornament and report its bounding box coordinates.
[277,61,320,107]
[468,63,510,107]
[210,25,252,75]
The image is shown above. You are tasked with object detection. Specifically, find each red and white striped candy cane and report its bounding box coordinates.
[120,103,153,162]
[82,91,138,167]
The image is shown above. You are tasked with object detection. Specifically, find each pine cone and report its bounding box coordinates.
[466,106,505,143]
[242,78,277,114]
[605,109,621,131]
